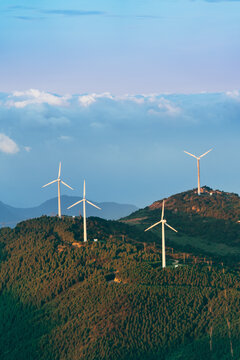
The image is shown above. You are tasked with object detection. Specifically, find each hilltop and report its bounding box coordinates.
[122,187,240,262]
[148,186,240,222]
[0,216,239,360]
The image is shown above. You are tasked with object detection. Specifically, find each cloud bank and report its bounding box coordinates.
[7,89,71,108]
[0,89,239,207]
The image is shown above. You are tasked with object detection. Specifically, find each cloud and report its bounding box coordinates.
[7,89,71,108]
[148,97,181,116]
[24,146,31,152]
[8,6,36,10]
[225,90,240,100]
[78,93,146,107]
[41,9,105,17]
[0,90,240,208]
[78,93,113,107]
[0,134,19,154]
[157,98,181,115]
[14,16,43,21]
[58,135,72,141]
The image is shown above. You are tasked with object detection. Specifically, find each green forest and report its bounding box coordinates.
[0,212,239,359]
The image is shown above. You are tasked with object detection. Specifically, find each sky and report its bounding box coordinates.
[0,0,240,208]
[1,0,240,93]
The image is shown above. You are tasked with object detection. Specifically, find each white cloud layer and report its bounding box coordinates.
[0,89,239,206]
[225,90,240,101]
[7,89,71,108]
[0,133,19,154]
[150,97,181,116]
[78,92,113,107]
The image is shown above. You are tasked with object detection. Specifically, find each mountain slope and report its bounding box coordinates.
[0,216,239,360]
[122,187,240,261]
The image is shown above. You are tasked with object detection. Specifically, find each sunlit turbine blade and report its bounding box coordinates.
[161,200,165,220]
[165,223,178,233]
[86,200,101,210]
[61,181,73,190]
[199,148,213,158]
[83,180,86,198]
[67,199,83,209]
[42,179,57,188]
[145,220,162,232]
[58,162,61,178]
[184,150,197,159]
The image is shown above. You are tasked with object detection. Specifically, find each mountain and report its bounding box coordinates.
[122,186,240,262]
[0,196,138,227]
[0,216,239,360]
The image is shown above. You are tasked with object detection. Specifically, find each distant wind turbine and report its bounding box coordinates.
[184,149,213,195]
[145,200,177,268]
[42,162,73,218]
[67,180,101,242]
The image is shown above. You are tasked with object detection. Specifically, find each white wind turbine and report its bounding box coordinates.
[67,180,101,242]
[145,200,177,269]
[42,162,73,218]
[184,149,213,195]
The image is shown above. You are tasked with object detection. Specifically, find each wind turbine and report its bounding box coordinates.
[145,200,177,269]
[67,180,101,242]
[42,162,73,218]
[184,149,213,195]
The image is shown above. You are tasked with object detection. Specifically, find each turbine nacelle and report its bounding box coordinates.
[184,148,213,160]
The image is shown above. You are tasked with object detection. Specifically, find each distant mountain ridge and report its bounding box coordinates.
[0,195,138,227]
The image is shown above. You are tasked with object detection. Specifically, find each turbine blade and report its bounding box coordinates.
[86,200,101,210]
[58,162,61,178]
[61,181,74,190]
[165,222,178,233]
[67,199,83,209]
[199,148,213,158]
[161,200,165,220]
[83,180,86,198]
[42,179,57,188]
[184,150,197,159]
[145,220,162,232]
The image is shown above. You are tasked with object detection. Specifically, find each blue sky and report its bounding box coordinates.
[0,1,240,208]
[1,0,240,93]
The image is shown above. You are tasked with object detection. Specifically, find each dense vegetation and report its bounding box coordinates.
[123,187,240,262]
[0,215,239,359]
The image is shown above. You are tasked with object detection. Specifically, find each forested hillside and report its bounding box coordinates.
[0,216,239,359]
[123,187,240,262]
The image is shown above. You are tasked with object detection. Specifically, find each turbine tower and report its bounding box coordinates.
[184,149,213,195]
[67,180,101,242]
[42,162,73,218]
[145,200,177,269]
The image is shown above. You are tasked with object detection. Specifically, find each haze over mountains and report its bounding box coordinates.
[0,196,138,227]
